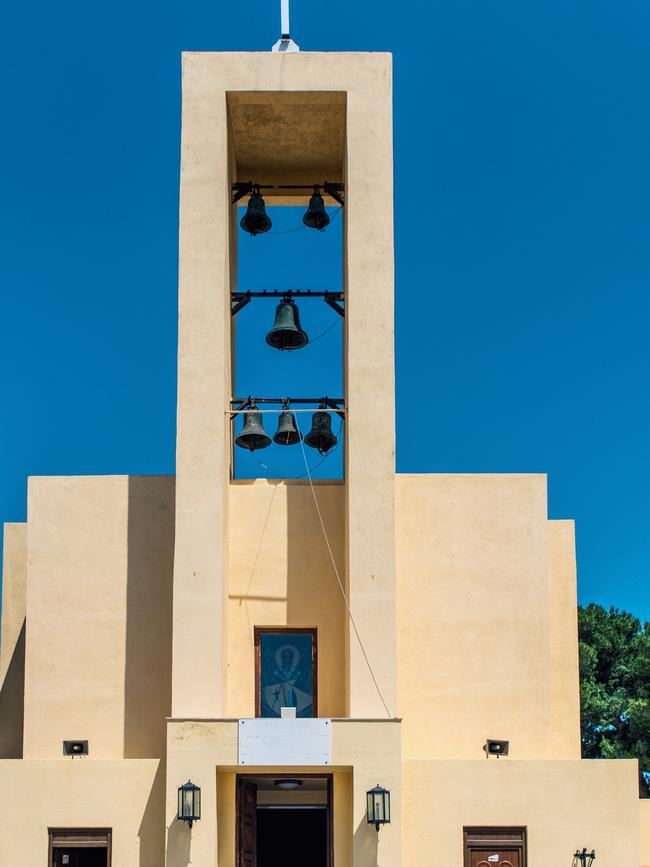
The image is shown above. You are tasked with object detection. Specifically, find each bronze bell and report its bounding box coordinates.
[304,409,337,454]
[235,409,271,451]
[240,189,272,236]
[273,410,302,446]
[265,299,309,351]
[303,187,330,231]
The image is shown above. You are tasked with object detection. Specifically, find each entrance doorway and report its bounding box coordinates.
[463,827,527,867]
[237,775,332,867]
[48,829,111,867]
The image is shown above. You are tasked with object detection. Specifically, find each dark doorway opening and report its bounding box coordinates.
[48,829,111,867]
[236,775,332,867]
[51,849,107,867]
[257,807,328,867]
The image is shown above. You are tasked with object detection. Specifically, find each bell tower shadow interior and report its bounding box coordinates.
[227,92,346,481]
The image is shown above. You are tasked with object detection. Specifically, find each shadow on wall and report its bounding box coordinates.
[124,476,175,759]
[0,619,25,758]
[166,817,191,867]
[137,760,168,867]
[354,814,379,867]
[286,482,346,718]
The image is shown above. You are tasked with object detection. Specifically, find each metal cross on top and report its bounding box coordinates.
[272,0,300,52]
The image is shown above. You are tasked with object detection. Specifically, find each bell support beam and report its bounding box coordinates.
[230,290,345,317]
[231,181,345,204]
[229,396,345,421]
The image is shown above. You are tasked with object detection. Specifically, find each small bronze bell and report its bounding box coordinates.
[240,189,272,236]
[303,187,330,231]
[304,409,337,454]
[273,410,302,446]
[235,409,271,451]
[266,299,309,351]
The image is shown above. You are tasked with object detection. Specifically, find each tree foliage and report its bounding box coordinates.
[578,603,650,796]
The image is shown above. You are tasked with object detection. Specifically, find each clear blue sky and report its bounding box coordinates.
[1,1,649,618]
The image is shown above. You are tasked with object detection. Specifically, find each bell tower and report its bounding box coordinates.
[171,51,396,721]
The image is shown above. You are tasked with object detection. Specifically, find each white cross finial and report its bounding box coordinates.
[272,0,300,52]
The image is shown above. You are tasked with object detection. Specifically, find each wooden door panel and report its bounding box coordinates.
[237,779,257,867]
[470,848,520,867]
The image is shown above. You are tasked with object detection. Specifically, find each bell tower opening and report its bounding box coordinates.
[227,92,346,481]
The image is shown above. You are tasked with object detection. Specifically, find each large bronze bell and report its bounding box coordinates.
[235,409,271,451]
[303,187,330,231]
[265,299,309,351]
[304,409,337,454]
[240,190,272,236]
[273,410,302,446]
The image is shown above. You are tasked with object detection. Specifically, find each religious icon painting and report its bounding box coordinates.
[254,627,318,718]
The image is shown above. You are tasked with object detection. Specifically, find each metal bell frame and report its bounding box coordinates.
[231,397,344,455]
[229,180,347,467]
[231,289,344,320]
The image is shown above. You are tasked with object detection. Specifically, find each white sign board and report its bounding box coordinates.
[238,718,331,766]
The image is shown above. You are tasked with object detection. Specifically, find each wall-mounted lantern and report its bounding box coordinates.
[366,784,391,831]
[574,849,596,867]
[177,780,201,829]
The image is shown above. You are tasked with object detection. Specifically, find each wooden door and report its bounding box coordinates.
[469,848,521,867]
[237,779,257,867]
[464,827,526,867]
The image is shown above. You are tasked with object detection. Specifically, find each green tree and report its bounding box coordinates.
[578,603,650,796]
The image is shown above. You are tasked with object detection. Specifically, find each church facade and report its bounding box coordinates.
[0,49,647,867]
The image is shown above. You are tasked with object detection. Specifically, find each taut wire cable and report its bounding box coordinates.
[294,414,393,719]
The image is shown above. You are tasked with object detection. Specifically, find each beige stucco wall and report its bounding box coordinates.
[23,475,174,760]
[166,718,400,867]
[548,519,581,757]
[0,758,164,866]
[403,759,640,867]
[640,799,650,867]
[227,479,346,717]
[396,473,556,759]
[0,522,27,679]
[0,522,27,757]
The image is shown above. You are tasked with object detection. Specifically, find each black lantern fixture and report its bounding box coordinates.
[177,780,201,829]
[574,849,596,867]
[366,784,391,831]
[240,186,272,236]
[303,186,330,230]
